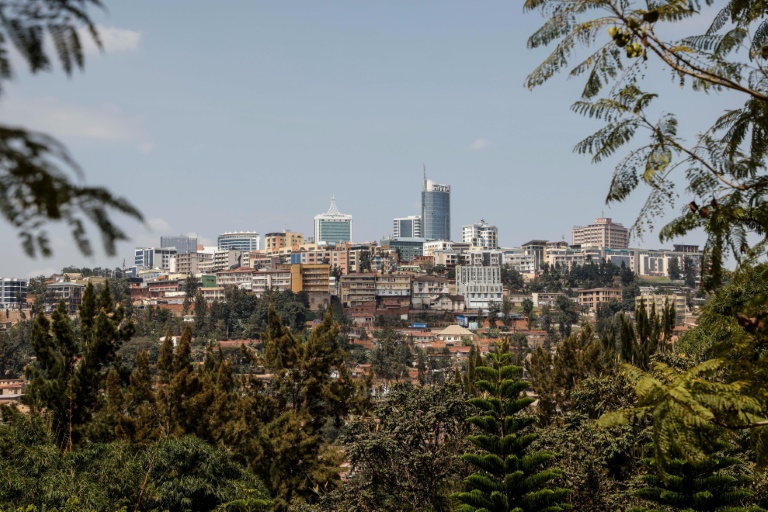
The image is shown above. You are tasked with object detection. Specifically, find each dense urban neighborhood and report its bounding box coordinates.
[0,182,713,511]
[4,0,768,510]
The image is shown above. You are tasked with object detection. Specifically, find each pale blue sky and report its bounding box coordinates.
[0,1,734,276]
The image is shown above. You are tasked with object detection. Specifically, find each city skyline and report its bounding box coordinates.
[0,1,718,277]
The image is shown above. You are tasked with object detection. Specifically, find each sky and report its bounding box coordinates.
[0,1,740,277]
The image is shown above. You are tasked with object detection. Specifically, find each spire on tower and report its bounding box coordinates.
[326,196,341,215]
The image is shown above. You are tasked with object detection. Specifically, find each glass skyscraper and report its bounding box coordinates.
[422,177,451,241]
[160,234,198,254]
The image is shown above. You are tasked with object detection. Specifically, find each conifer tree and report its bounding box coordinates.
[260,304,357,509]
[194,290,208,335]
[157,328,175,384]
[632,437,764,512]
[25,281,134,448]
[24,302,79,448]
[454,340,571,512]
[118,350,158,445]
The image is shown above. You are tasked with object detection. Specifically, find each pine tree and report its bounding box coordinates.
[194,289,208,335]
[632,437,764,512]
[24,303,79,448]
[260,305,358,509]
[454,340,571,512]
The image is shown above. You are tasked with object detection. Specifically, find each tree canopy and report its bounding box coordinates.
[525,0,768,290]
[0,0,142,257]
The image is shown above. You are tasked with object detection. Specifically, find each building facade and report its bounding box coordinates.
[218,232,260,252]
[572,218,630,249]
[340,273,376,308]
[0,278,27,309]
[422,177,451,241]
[455,265,503,311]
[462,220,498,249]
[264,231,304,253]
[252,270,292,297]
[314,197,353,244]
[134,247,177,270]
[169,252,212,275]
[47,283,84,313]
[380,237,426,263]
[577,288,623,311]
[216,267,256,289]
[160,235,198,254]
[636,293,687,325]
[411,275,450,310]
[393,215,422,238]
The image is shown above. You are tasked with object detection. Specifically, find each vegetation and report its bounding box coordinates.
[525,0,768,290]
[454,340,571,512]
[6,0,768,510]
[0,1,143,258]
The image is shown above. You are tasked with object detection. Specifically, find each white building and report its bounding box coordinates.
[314,196,353,244]
[218,231,260,252]
[502,248,537,274]
[455,265,503,311]
[169,251,213,275]
[463,250,503,267]
[252,270,293,297]
[199,248,242,274]
[134,247,177,270]
[462,220,499,249]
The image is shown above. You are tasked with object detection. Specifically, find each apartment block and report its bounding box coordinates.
[577,288,623,311]
[198,249,242,274]
[249,254,282,271]
[264,231,304,253]
[47,282,84,314]
[375,274,411,307]
[169,251,212,275]
[636,294,687,325]
[502,248,536,274]
[252,270,292,297]
[216,267,256,289]
[290,263,330,293]
[340,273,376,308]
[462,220,498,249]
[290,247,349,274]
[464,250,503,267]
[411,275,450,310]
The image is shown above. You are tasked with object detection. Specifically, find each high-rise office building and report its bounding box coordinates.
[393,215,422,238]
[218,231,260,252]
[572,218,629,249]
[422,173,451,241]
[314,197,352,244]
[160,234,198,254]
[134,247,177,270]
[462,220,498,249]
